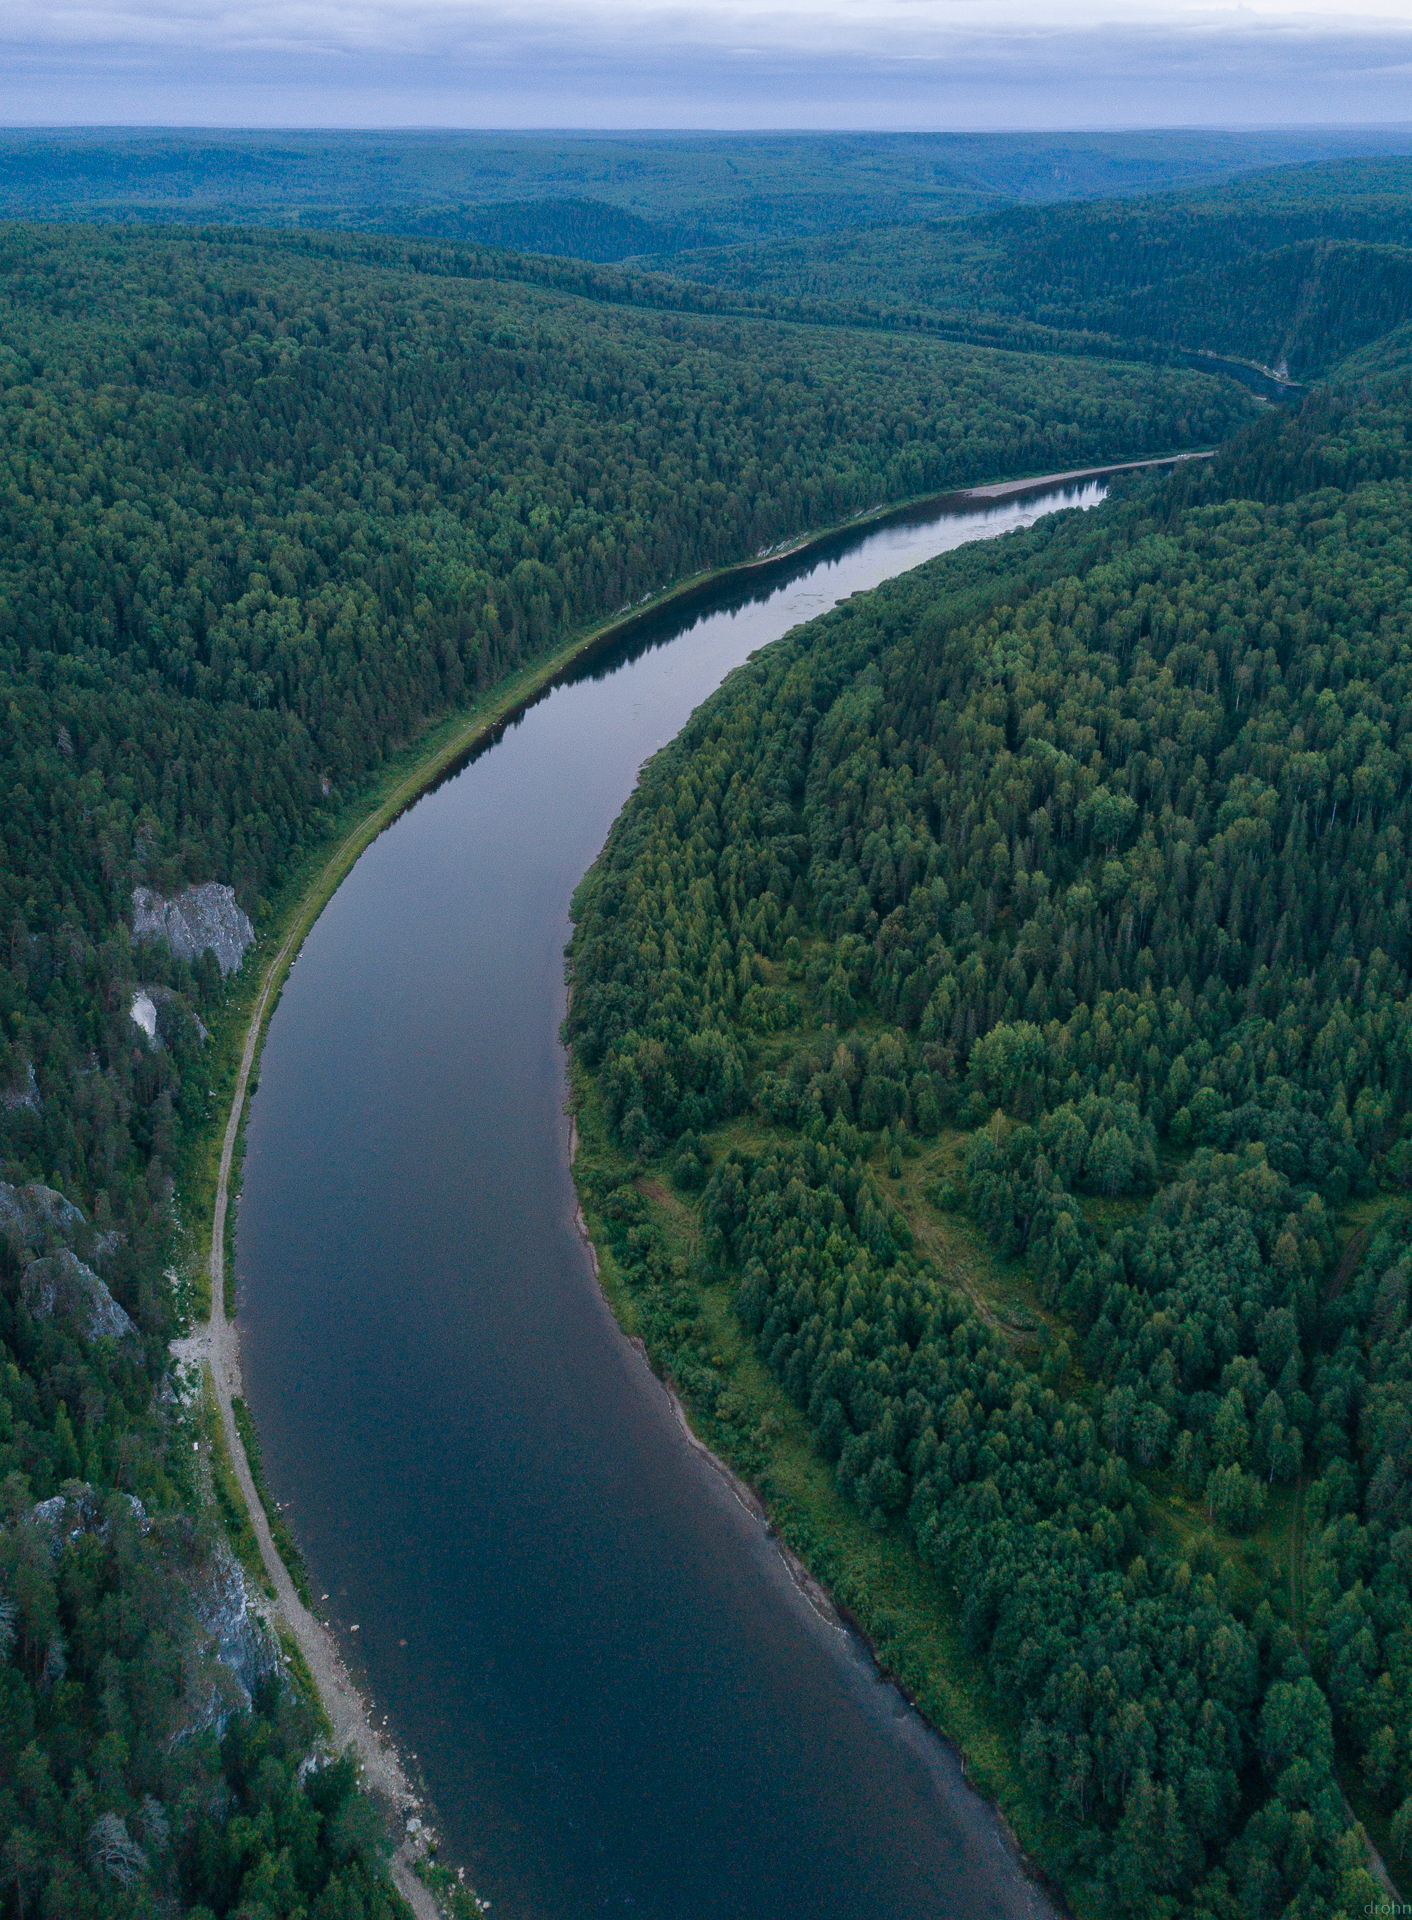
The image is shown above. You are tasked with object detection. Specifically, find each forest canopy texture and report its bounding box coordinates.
[663,156,1412,384]
[6,129,1410,255]
[8,143,1412,1918]
[0,211,1255,1918]
[567,351,1412,1914]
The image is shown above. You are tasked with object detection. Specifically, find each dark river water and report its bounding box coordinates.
[237,480,1105,1920]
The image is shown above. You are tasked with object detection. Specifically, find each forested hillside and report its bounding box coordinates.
[665,157,1412,380]
[6,128,1411,254]
[0,215,1248,1917]
[567,350,1412,1915]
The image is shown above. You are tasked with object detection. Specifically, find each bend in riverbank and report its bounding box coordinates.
[180,441,1207,1317]
[188,439,1216,1276]
[180,447,1198,1916]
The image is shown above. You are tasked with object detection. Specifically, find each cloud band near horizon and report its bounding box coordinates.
[4,1,1412,128]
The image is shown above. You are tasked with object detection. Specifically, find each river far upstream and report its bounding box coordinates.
[236,476,1116,1919]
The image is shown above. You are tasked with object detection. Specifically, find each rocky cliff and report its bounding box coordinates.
[132,883,254,976]
[22,1247,137,1342]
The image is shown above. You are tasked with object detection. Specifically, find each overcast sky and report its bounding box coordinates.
[5,0,1412,128]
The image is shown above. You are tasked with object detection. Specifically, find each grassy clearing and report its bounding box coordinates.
[891,1133,1054,1350]
[1143,1470,1295,1609]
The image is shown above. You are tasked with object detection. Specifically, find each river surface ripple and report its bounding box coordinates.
[238,481,1105,1920]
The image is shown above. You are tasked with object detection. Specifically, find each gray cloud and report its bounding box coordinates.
[4,2,1412,126]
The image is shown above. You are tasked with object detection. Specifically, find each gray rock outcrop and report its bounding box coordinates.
[23,1248,137,1342]
[127,984,209,1048]
[29,1484,150,1559]
[0,1181,124,1280]
[0,1180,85,1253]
[132,883,254,976]
[194,1543,281,1701]
[0,1063,40,1112]
[176,1544,282,1740]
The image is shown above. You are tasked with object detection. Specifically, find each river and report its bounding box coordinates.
[236,477,1107,1920]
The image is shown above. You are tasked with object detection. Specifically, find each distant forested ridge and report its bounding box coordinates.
[568,337,1412,1914]
[0,213,1248,1917]
[5,128,1412,255]
[665,157,1412,381]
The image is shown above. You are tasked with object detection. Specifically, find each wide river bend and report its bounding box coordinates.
[237,479,1106,1919]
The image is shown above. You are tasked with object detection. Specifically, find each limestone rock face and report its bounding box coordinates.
[195,1544,281,1699]
[132,883,254,976]
[22,1248,137,1342]
[0,1179,124,1274]
[127,984,208,1047]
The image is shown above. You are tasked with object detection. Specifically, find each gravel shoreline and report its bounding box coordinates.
[184,910,442,1920]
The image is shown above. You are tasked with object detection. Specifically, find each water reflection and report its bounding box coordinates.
[237,475,1108,1920]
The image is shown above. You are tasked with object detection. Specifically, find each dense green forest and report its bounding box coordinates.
[0,209,1249,1916]
[5,137,1411,1916]
[567,341,1412,1914]
[664,157,1412,380]
[0,222,1243,968]
[6,128,1412,254]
